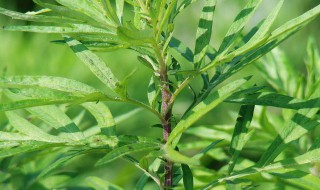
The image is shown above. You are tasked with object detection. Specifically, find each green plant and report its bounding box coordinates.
[0,0,320,189]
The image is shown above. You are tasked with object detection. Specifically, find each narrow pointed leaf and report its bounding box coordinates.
[86,176,124,190]
[6,111,67,143]
[0,76,100,96]
[96,143,161,166]
[63,36,122,94]
[226,92,320,109]
[2,24,113,34]
[167,77,251,147]
[228,105,255,174]
[0,141,51,159]
[218,0,263,54]
[0,7,82,23]
[181,164,193,190]
[27,105,85,141]
[194,0,216,68]
[116,0,125,24]
[82,102,116,136]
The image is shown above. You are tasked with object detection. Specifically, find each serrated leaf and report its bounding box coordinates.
[181,164,193,190]
[228,105,255,174]
[167,77,251,147]
[96,143,160,166]
[194,0,216,68]
[63,36,123,95]
[82,102,116,136]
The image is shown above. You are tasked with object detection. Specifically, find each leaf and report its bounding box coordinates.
[269,169,320,190]
[5,111,67,143]
[27,105,85,141]
[135,174,149,190]
[228,105,255,174]
[0,7,82,23]
[86,176,124,190]
[167,77,251,147]
[38,152,83,178]
[203,146,320,189]
[194,0,216,68]
[257,107,320,167]
[2,24,113,34]
[117,26,153,45]
[63,36,123,95]
[231,0,284,57]
[0,76,99,96]
[0,141,51,159]
[96,143,160,166]
[218,0,263,54]
[169,37,194,64]
[181,164,193,190]
[193,139,224,159]
[82,102,116,136]
[114,108,143,124]
[147,76,157,108]
[226,92,320,109]
[116,0,125,24]
[56,0,110,26]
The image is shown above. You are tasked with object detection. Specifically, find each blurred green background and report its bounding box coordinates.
[0,0,319,189]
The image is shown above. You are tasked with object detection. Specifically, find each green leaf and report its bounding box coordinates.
[147,76,157,108]
[27,105,85,141]
[269,169,320,190]
[194,0,216,68]
[114,108,143,124]
[82,102,116,136]
[38,152,82,178]
[86,176,124,190]
[117,26,153,45]
[226,92,320,109]
[0,7,82,23]
[257,107,320,167]
[169,37,194,64]
[218,0,263,54]
[2,24,113,34]
[135,174,149,190]
[116,0,125,24]
[181,164,193,190]
[0,141,51,159]
[0,76,99,96]
[56,0,111,26]
[167,77,251,147]
[63,36,123,95]
[228,105,255,174]
[231,0,284,57]
[96,143,161,166]
[268,4,320,42]
[5,111,67,143]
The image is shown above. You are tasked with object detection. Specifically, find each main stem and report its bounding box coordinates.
[154,42,173,189]
[161,67,173,189]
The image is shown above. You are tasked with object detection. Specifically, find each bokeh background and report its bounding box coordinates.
[0,0,320,189]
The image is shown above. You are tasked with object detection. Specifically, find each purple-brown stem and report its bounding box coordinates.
[160,66,173,189]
